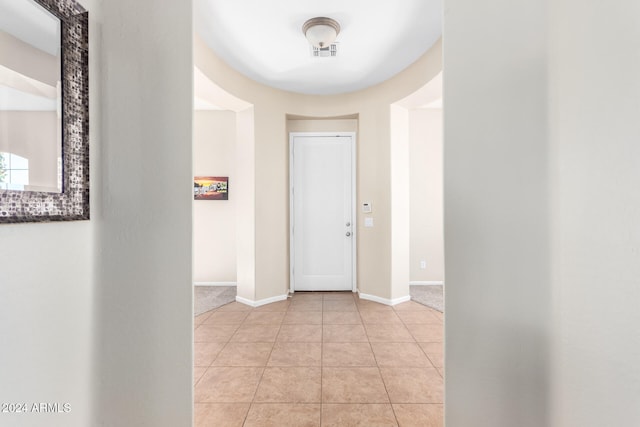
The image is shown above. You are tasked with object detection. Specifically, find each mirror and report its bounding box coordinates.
[0,0,88,223]
[0,0,61,193]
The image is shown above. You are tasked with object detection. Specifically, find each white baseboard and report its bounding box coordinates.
[358,292,411,306]
[409,281,444,286]
[236,294,288,308]
[194,282,237,287]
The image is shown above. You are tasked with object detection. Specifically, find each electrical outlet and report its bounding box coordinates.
[420,260,427,269]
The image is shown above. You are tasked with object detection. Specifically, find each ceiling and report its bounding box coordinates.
[0,0,59,112]
[194,0,442,95]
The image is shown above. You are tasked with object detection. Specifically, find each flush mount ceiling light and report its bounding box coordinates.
[302,17,341,49]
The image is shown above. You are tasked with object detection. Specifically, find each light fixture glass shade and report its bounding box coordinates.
[303,17,340,48]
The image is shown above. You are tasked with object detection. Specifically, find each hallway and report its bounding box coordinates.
[194,292,443,426]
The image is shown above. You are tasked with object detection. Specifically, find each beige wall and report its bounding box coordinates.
[409,108,443,282]
[0,29,59,86]
[287,118,358,134]
[196,35,442,301]
[193,110,237,283]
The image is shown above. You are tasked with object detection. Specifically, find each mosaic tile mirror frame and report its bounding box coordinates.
[0,0,89,223]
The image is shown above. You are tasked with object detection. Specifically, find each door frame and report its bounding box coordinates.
[289,131,357,294]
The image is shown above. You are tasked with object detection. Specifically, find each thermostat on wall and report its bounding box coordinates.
[363,202,372,213]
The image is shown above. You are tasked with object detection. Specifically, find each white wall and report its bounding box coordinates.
[0,1,97,425]
[0,222,93,426]
[409,108,443,283]
[390,105,411,300]
[93,0,193,425]
[446,0,640,426]
[193,110,237,283]
[549,0,640,425]
[444,0,551,425]
[235,107,256,301]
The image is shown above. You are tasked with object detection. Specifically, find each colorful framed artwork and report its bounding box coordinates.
[194,176,228,200]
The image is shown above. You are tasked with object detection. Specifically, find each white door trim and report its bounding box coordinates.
[289,132,357,294]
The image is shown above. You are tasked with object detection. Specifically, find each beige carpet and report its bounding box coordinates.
[410,285,443,312]
[194,286,236,316]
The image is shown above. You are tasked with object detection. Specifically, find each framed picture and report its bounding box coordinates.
[194,176,228,200]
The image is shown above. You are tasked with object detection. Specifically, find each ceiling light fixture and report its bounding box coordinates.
[302,17,340,49]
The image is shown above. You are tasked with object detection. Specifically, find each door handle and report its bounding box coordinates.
[346,222,351,227]
[346,232,351,237]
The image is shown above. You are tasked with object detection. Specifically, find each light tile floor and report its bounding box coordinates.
[194,292,443,427]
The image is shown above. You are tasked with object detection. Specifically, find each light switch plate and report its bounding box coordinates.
[364,217,374,227]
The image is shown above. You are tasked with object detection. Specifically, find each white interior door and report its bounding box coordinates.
[290,133,355,291]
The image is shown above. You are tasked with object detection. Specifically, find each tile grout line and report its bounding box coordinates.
[194,312,228,376]
[320,297,323,426]
[397,309,443,373]
[194,317,237,404]
[372,303,400,426]
[418,344,439,371]
[244,305,281,427]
